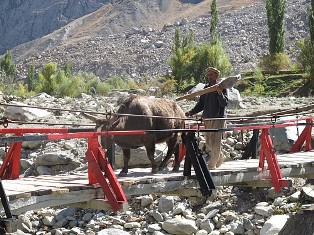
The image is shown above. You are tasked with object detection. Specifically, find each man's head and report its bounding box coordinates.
[206,67,220,84]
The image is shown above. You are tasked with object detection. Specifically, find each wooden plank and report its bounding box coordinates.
[5,188,104,215]
[0,150,313,215]
[68,199,128,211]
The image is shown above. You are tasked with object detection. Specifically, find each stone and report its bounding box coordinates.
[97,228,130,235]
[162,217,198,235]
[279,208,314,235]
[260,215,289,235]
[158,196,174,213]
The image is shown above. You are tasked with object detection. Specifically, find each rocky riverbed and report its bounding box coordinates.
[0,92,313,235]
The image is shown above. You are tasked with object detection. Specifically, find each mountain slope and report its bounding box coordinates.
[0,0,109,54]
[10,0,309,81]
[12,0,259,61]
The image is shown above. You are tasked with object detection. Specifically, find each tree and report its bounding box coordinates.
[266,0,286,54]
[168,28,195,91]
[27,61,35,92]
[309,0,314,43]
[63,61,73,77]
[210,0,219,44]
[307,0,314,90]
[0,50,17,83]
[37,62,57,95]
[191,40,232,83]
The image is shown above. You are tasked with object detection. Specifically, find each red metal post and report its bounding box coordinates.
[86,135,127,211]
[0,135,22,180]
[290,118,313,153]
[178,143,186,164]
[259,129,290,192]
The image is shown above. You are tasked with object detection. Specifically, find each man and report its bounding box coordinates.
[185,67,228,169]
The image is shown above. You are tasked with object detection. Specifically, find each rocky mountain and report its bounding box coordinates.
[2,0,311,81]
[0,0,109,54]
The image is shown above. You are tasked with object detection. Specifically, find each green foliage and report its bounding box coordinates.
[296,39,314,73]
[169,27,232,92]
[266,0,286,54]
[36,62,57,95]
[127,79,139,89]
[63,62,73,77]
[273,202,301,214]
[210,0,219,43]
[105,76,129,90]
[27,61,36,92]
[236,73,306,96]
[251,68,265,95]
[156,77,177,96]
[168,28,196,91]
[192,40,232,83]
[0,50,17,83]
[309,0,314,42]
[258,52,290,74]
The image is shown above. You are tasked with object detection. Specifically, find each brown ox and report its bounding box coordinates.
[83,95,186,176]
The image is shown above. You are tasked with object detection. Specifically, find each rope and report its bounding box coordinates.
[0,102,313,127]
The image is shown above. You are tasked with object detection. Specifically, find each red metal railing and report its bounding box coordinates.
[186,117,313,192]
[0,116,312,203]
[0,128,146,211]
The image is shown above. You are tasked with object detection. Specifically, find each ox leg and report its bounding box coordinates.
[159,136,178,171]
[145,143,158,174]
[119,148,130,177]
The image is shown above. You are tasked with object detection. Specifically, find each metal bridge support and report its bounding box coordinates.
[290,118,313,153]
[242,129,259,159]
[0,140,22,180]
[259,129,290,192]
[86,134,127,211]
[0,142,19,233]
[183,132,215,197]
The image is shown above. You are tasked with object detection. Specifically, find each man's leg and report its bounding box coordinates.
[204,119,226,169]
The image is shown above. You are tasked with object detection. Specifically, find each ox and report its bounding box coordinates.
[83,95,186,176]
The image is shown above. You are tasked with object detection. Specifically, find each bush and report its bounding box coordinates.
[296,39,314,74]
[258,52,290,74]
[105,76,128,90]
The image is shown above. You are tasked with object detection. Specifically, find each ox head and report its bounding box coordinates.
[81,112,116,128]
[81,112,117,165]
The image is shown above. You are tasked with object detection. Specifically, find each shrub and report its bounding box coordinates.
[258,52,290,74]
[296,39,314,74]
[105,76,128,90]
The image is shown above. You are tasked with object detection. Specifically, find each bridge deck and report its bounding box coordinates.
[1,150,314,215]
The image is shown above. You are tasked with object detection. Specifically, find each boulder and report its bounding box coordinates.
[279,207,314,235]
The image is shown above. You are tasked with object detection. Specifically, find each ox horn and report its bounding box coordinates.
[81,112,100,122]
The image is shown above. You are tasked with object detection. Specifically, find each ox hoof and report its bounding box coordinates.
[118,171,128,177]
[172,165,180,172]
[151,168,158,174]
[158,166,168,172]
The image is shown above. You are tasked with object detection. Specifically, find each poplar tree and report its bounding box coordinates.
[266,0,286,54]
[27,61,35,91]
[210,0,219,44]
[0,50,17,83]
[309,0,314,43]
[308,0,314,89]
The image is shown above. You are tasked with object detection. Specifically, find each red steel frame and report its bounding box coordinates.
[185,117,314,192]
[0,128,145,211]
[0,116,313,203]
[236,117,313,192]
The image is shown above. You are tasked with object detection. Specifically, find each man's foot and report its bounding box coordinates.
[208,165,217,170]
[216,156,226,168]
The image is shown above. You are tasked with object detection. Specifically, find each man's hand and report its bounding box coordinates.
[185,111,191,117]
[216,85,223,95]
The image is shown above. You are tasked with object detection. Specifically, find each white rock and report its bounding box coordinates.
[260,214,289,235]
[162,217,197,235]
